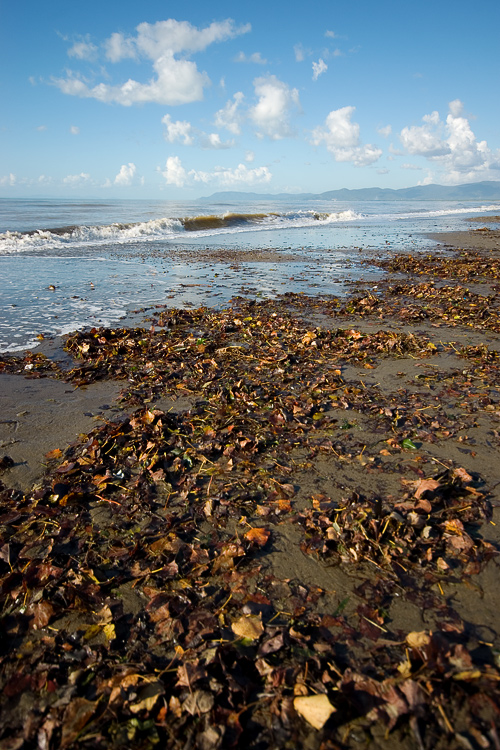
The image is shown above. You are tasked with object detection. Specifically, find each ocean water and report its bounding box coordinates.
[1,197,499,353]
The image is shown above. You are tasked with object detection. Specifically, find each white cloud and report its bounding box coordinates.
[0,173,16,186]
[114,163,136,186]
[211,163,272,186]
[294,44,305,62]
[245,150,255,162]
[159,156,271,188]
[63,172,91,185]
[104,32,137,63]
[162,114,194,145]
[399,100,500,184]
[161,156,188,186]
[399,111,449,156]
[132,19,250,59]
[215,92,245,135]
[68,40,98,60]
[311,106,382,166]
[36,125,47,132]
[325,30,339,39]
[70,125,80,135]
[54,54,210,106]
[162,115,234,149]
[401,163,423,170]
[312,59,327,81]
[234,51,267,64]
[202,133,235,150]
[249,75,301,140]
[377,124,392,138]
[55,19,250,107]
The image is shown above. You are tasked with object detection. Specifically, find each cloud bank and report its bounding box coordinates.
[53,19,251,106]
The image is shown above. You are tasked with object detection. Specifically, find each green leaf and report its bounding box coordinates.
[401,438,417,450]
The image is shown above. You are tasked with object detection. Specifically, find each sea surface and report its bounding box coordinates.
[1,197,499,352]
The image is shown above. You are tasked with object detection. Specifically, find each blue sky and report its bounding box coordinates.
[1,0,499,198]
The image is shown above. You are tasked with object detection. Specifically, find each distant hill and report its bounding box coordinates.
[202,181,500,202]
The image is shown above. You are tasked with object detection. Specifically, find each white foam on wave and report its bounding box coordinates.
[0,210,366,254]
[381,203,500,222]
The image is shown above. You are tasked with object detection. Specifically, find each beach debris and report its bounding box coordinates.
[1,254,500,747]
[293,694,336,729]
[0,455,14,471]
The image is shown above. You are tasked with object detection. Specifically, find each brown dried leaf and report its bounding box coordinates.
[244,527,271,547]
[28,600,55,630]
[183,690,214,715]
[129,682,164,714]
[413,478,440,499]
[61,698,97,747]
[453,467,473,484]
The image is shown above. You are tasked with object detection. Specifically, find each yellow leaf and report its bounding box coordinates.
[102,623,116,643]
[231,615,264,641]
[453,670,482,681]
[293,694,336,729]
[406,631,431,649]
[129,682,164,714]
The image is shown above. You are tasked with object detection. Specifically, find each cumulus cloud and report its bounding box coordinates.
[249,75,301,140]
[202,133,235,150]
[104,32,137,63]
[294,44,305,62]
[311,106,382,166]
[162,114,234,149]
[399,111,449,157]
[214,92,245,135]
[161,156,187,186]
[377,124,392,138]
[162,114,195,145]
[0,173,16,186]
[55,19,250,106]
[114,163,136,186]
[159,156,271,188]
[211,163,272,186]
[54,54,210,106]
[63,172,91,185]
[399,100,500,183]
[70,125,80,135]
[312,59,327,80]
[68,39,98,60]
[234,51,267,64]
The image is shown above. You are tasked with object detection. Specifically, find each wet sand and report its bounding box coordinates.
[1,223,500,748]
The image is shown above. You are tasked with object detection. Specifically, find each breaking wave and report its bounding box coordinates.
[0,209,362,254]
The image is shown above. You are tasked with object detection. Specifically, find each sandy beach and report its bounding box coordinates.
[1,222,500,749]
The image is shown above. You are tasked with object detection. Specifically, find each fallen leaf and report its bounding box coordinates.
[129,682,164,714]
[61,698,97,747]
[231,615,264,641]
[413,478,440,499]
[244,527,271,547]
[183,690,214,715]
[406,631,431,649]
[293,694,336,729]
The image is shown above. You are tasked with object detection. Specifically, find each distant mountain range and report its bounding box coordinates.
[202,181,500,202]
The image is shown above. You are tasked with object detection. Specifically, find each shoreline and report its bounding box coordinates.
[1,224,500,748]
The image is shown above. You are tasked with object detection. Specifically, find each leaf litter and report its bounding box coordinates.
[1,238,500,748]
